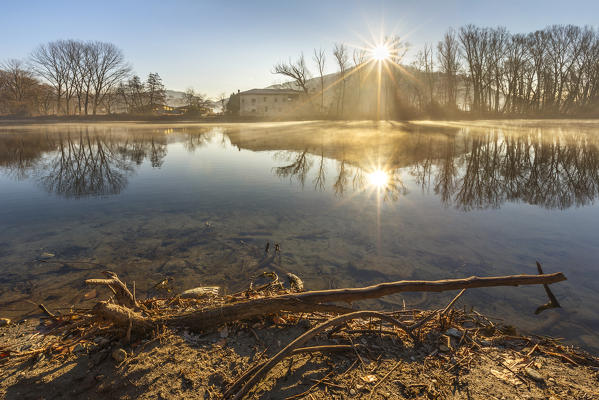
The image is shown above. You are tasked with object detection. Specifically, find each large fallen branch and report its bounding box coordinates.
[91,272,566,333]
[284,273,566,304]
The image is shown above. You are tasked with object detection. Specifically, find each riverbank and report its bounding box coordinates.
[1,309,598,399]
[1,272,597,399]
[2,113,599,126]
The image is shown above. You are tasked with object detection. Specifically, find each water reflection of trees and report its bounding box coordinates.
[273,149,407,201]
[267,126,599,210]
[0,132,55,180]
[0,126,221,197]
[416,129,599,210]
[2,123,599,208]
[39,132,133,197]
[273,150,313,188]
[0,128,169,197]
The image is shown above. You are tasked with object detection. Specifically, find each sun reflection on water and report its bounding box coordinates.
[367,169,389,188]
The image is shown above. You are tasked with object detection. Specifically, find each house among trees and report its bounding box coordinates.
[237,88,306,117]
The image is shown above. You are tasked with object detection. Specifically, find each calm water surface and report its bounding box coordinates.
[1,120,598,350]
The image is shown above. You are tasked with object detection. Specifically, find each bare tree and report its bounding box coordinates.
[386,35,410,118]
[1,59,35,102]
[30,41,68,114]
[333,43,349,116]
[218,92,227,114]
[273,53,310,94]
[487,27,509,113]
[184,87,205,110]
[414,43,436,108]
[89,42,130,114]
[437,28,460,108]
[313,48,326,114]
[352,48,367,112]
[388,35,410,65]
[60,40,78,115]
[459,25,491,112]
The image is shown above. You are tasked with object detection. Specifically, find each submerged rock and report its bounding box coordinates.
[112,348,127,363]
[0,318,10,327]
[180,286,220,299]
[286,273,304,292]
[219,326,228,338]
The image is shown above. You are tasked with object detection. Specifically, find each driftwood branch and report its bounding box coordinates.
[90,273,566,333]
[92,302,153,331]
[177,273,565,331]
[284,273,566,304]
[535,261,561,314]
[86,271,138,309]
[170,298,355,331]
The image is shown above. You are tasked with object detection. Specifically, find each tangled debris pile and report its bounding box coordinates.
[1,270,598,399]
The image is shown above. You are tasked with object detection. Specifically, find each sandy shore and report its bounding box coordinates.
[1,303,598,399]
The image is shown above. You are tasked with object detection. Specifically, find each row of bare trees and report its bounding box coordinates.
[0,59,55,115]
[270,24,599,118]
[0,39,179,116]
[411,24,599,115]
[29,40,130,115]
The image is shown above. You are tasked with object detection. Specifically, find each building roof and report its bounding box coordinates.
[239,88,302,95]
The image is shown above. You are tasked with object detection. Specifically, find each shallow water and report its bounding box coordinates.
[1,120,598,351]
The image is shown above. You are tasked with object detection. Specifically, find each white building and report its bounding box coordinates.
[238,88,306,117]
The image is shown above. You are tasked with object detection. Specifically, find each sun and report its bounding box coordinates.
[368,169,389,187]
[371,44,391,61]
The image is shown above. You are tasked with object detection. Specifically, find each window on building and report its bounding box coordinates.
[287,97,292,102]
[274,98,278,103]
[251,98,256,104]
[252,109,256,113]
[263,97,267,102]
[265,106,268,112]
[241,99,244,103]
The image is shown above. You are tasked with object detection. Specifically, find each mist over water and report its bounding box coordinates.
[1,121,598,351]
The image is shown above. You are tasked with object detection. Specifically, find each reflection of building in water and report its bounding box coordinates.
[225,122,599,210]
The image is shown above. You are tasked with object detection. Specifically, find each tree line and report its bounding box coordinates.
[268,24,599,118]
[0,39,190,116]
[419,24,599,116]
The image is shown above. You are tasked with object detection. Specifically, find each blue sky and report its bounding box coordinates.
[1,0,598,98]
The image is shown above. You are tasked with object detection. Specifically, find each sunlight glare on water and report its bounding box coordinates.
[368,169,389,187]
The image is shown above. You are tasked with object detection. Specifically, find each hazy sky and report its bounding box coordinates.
[1,0,598,98]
